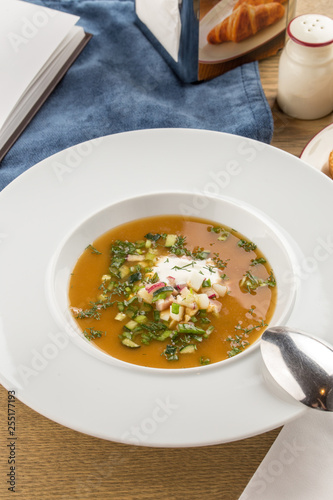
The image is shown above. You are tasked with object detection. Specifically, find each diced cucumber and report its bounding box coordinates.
[156,330,172,341]
[153,286,174,297]
[165,234,177,247]
[125,320,138,331]
[179,344,197,354]
[135,314,148,324]
[122,338,140,348]
[119,265,130,278]
[145,251,157,261]
[115,312,126,321]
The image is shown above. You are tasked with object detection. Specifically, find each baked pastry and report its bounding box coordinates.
[329,150,333,179]
[207,3,285,44]
[233,0,285,10]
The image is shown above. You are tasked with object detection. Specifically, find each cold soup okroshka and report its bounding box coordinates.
[69,215,277,369]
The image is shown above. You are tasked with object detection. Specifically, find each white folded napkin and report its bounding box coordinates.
[239,410,333,500]
[135,0,181,61]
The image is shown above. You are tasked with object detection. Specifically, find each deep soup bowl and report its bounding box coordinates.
[47,191,297,371]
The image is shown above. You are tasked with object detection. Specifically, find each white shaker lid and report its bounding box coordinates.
[288,14,333,47]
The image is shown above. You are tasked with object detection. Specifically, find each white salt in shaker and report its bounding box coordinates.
[277,14,333,119]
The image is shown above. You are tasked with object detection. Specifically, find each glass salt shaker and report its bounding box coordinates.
[277,14,333,120]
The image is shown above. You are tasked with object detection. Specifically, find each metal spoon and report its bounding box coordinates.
[261,326,333,411]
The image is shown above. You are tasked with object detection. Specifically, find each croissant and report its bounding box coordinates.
[329,150,333,179]
[207,3,285,44]
[233,0,286,10]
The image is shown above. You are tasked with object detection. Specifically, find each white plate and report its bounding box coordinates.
[300,123,333,179]
[1,129,333,447]
[199,0,286,63]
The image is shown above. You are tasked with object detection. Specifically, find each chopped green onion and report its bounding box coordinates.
[204,325,215,338]
[177,324,206,335]
[156,330,172,341]
[171,303,180,314]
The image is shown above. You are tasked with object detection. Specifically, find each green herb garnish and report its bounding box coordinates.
[250,257,266,266]
[240,270,276,293]
[83,327,105,341]
[85,244,102,255]
[237,239,257,252]
[163,345,179,361]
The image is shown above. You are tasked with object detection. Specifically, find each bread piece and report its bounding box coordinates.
[207,3,285,44]
[329,150,333,179]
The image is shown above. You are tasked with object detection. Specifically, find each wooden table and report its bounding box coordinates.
[1,1,332,499]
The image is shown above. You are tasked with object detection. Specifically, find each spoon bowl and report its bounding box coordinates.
[261,326,333,411]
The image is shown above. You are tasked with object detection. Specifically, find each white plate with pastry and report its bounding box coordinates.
[300,122,333,179]
[199,0,288,63]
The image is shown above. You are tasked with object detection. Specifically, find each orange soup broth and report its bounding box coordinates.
[69,215,277,369]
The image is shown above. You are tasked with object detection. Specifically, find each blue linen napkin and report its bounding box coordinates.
[0,0,273,191]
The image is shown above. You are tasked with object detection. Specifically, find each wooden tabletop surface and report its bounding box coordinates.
[1,1,332,499]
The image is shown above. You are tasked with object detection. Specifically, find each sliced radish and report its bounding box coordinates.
[146,281,165,294]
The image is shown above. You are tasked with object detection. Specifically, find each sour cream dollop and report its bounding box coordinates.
[152,255,222,291]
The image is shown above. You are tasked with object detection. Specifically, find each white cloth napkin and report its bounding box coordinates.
[239,410,333,499]
[135,0,181,61]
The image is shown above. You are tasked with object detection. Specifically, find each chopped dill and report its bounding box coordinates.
[237,239,257,252]
[85,244,102,255]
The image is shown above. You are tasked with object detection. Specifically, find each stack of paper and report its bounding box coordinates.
[0,0,91,161]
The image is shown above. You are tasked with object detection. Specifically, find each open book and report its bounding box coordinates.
[0,0,92,162]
